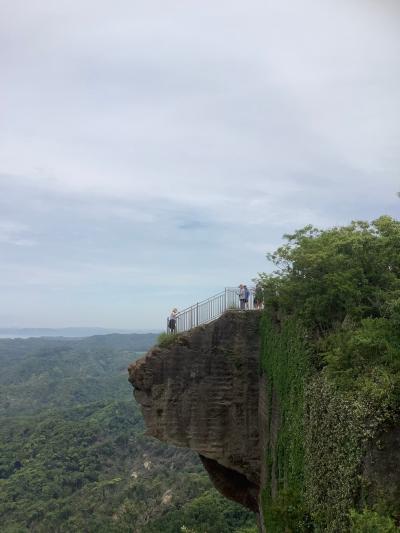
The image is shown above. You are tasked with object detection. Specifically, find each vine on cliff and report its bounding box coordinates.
[259,216,400,531]
[304,372,395,532]
[260,315,311,532]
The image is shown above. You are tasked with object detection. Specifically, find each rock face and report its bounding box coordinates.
[128,311,262,512]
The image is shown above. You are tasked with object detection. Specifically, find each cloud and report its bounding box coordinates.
[0,0,399,327]
[0,220,37,247]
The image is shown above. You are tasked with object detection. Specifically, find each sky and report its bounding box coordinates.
[1,0,399,329]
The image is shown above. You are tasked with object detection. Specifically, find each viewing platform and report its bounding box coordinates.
[171,287,258,333]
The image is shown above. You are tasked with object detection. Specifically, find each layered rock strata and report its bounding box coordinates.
[128,311,262,511]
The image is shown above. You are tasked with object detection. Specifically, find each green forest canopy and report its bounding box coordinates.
[261,216,400,387]
[0,333,256,533]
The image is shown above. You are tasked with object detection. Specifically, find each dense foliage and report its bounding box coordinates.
[262,217,400,331]
[0,334,256,532]
[260,216,400,532]
[260,317,311,532]
[0,334,157,416]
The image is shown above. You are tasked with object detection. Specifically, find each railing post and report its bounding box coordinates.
[196,302,199,326]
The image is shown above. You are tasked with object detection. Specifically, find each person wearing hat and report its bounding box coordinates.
[168,308,178,333]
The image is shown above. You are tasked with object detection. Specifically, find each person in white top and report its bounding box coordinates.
[168,308,178,333]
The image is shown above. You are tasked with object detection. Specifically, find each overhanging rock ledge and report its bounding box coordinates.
[128,310,263,512]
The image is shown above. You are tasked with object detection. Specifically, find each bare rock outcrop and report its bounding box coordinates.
[128,311,262,511]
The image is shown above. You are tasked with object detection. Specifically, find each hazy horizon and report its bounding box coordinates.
[0,326,161,340]
[1,0,399,328]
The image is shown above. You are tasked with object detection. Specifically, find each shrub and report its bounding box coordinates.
[349,508,398,532]
[157,332,180,349]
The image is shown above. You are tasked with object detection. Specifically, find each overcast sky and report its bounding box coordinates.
[1,0,399,329]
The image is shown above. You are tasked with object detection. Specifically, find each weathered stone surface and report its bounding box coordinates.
[199,455,259,512]
[128,311,262,509]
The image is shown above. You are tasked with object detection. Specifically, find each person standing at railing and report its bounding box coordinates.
[253,283,263,310]
[238,284,246,310]
[244,285,250,309]
[168,308,178,333]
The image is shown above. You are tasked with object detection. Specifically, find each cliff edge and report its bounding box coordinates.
[128,311,262,512]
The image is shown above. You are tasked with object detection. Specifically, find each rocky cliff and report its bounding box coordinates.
[129,310,400,531]
[128,311,262,513]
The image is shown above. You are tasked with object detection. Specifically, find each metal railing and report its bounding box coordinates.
[169,287,256,334]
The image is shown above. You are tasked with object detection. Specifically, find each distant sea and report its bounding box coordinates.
[0,328,160,339]
[0,334,32,339]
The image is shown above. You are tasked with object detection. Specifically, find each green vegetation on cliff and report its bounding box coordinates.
[260,216,400,532]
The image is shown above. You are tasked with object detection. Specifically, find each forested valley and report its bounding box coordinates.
[0,334,256,532]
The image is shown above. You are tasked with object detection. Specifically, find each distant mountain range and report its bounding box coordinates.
[0,327,161,338]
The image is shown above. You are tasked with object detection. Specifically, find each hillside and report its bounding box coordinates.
[0,334,156,416]
[0,334,256,532]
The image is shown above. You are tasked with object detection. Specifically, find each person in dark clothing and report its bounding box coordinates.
[168,308,178,333]
[244,285,250,309]
[238,284,246,310]
[253,283,263,309]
